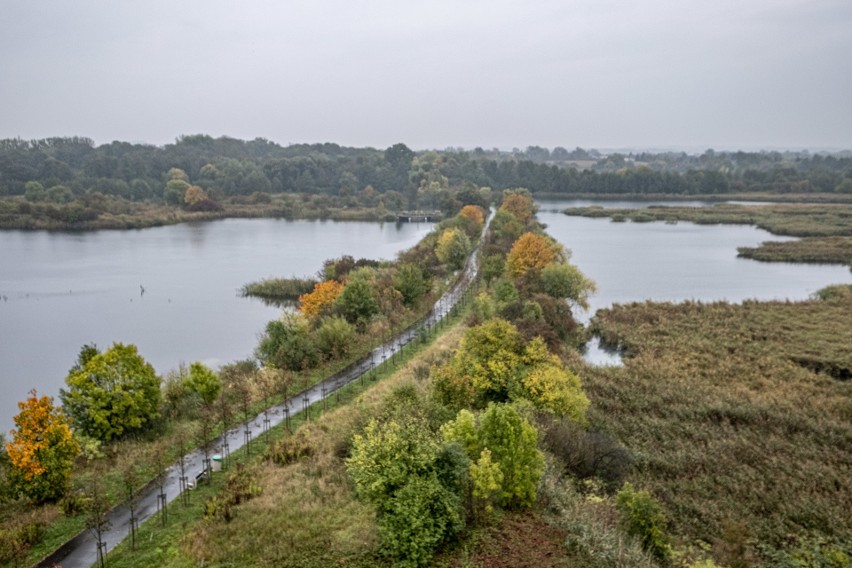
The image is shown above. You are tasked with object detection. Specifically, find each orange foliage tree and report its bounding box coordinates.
[5,390,79,503]
[459,205,485,226]
[499,193,535,225]
[505,232,561,278]
[299,280,345,319]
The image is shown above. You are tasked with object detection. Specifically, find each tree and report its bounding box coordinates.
[298,280,344,319]
[499,192,535,225]
[616,483,673,562]
[434,320,589,419]
[469,448,503,516]
[432,318,524,407]
[521,359,589,422]
[24,181,46,202]
[435,228,471,270]
[441,403,544,509]
[337,279,378,325]
[164,178,190,205]
[61,343,162,442]
[184,361,222,407]
[457,205,485,238]
[256,315,319,371]
[541,262,596,309]
[183,184,211,209]
[505,232,561,278]
[347,418,465,566]
[5,390,79,503]
[394,263,430,307]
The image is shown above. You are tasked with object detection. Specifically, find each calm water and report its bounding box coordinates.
[537,199,852,363]
[0,219,433,432]
[2,205,849,429]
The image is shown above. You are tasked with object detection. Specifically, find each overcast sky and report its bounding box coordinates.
[1,0,850,151]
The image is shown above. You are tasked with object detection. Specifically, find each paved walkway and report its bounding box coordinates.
[40,211,489,568]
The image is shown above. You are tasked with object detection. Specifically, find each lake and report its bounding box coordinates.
[2,203,850,430]
[537,199,852,363]
[0,219,434,432]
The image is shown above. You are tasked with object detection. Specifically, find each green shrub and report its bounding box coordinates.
[616,482,672,563]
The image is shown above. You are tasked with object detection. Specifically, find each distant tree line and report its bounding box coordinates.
[1,136,850,206]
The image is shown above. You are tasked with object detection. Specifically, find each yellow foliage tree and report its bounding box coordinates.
[6,390,79,502]
[298,280,344,319]
[505,232,561,278]
[521,362,589,423]
[499,193,535,225]
[184,185,209,207]
[435,227,471,270]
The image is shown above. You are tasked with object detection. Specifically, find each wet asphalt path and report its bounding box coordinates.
[40,211,489,568]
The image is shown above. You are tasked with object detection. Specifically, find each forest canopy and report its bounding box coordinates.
[1,136,850,206]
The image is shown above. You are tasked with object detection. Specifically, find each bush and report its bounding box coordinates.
[541,419,633,489]
[256,316,320,371]
[616,483,672,563]
[268,430,314,465]
[203,464,262,523]
[377,474,463,567]
[315,316,356,360]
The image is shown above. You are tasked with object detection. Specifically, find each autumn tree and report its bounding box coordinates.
[435,228,471,270]
[183,185,219,210]
[520,338,590,422]
[499,192,536,225]
[298,280,344,319]
[433,319,589,422]
[434,318,524,406]
[459,204,485,227]
[505,232,562,278]
[457,205,485,238]
[61,343,162,442]
[5,390,79,503]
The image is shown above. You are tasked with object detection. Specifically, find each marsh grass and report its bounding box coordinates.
[737,236,852,266]
[0,195,396,231]
[239,277,317,302]
[584,296,852,562]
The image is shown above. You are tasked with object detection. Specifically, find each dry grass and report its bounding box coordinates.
[179,325,467,567]
[584,296,852,562]
[737,236,852,266]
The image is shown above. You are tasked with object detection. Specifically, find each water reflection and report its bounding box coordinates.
[582,336,623,367]
[536,199,852,366]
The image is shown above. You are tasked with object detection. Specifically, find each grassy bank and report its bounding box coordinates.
[564,203,852,267]
[737,236,852,267]
[0,195,398,231]
[584,295,852,564]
